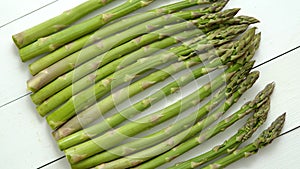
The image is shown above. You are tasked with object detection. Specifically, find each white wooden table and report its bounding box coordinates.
[0,0,299,168]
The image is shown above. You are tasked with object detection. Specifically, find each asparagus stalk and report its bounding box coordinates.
[34,30,203,114]
[133,84,274,169]
[71,67,258,169]
[64,48,257,164]
[19,0,156,61]
[30,10,233,107]
[28,0,228,75]
[34,24,249,117]
[12,0,115,48]
[27,8,239,92]
[202,113,286,169]
[46,22,244,131]
[31,30,199,112]
[91,77,270,169]
[54,26,256,145]
[88,32,261,167]
[169,91,272,169]
[32,16,258,112]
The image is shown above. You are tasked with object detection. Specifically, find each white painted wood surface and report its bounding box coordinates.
[0,0,56,27]
[0,0,299,169]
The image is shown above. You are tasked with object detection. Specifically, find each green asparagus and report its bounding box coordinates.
[32,16,258,113]
[134,84,273,169]
[71,67,258,169]
[35,31,205,113]
[92,31,261,167]
[54,26,255,145]
[35,24,250,117]
[28,0,228,75]
[12,0,115,48]
[30,12,234,107]
[169,94,271,169]
[46,21,245,130]
[64,48,258,164]
[202,113,285,169]
[19,0,156,61]
[27,8,239,92]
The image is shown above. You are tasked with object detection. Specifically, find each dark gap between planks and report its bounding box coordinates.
[0,92,32,109]
[0,0,58,29]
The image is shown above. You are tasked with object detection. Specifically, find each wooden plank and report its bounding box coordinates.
[0,96,64,168]
[0,0,56,27]
[225,0,300,66]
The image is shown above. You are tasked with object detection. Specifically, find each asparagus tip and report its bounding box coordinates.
[242,15,260,24]
[223,8,241,17]
[211,0,229,12]
[263,112,286,142]
[251,70,260,77]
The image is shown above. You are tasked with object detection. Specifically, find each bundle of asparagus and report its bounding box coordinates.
[12,0,285,168]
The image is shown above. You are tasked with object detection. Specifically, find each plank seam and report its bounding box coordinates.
[0,0,58,29]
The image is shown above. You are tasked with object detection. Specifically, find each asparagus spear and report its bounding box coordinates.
[133,84,274,169]
[19,0,156,61]
[54,26,256,145]
[27,8,239,92]
[64,49,257,164]
[31,30,199,110]
[30,2,238,105]
[30,12,235,107]
[169,91,272,169]
[35,25,249,117]
[12,0,115,48]
[45,22,244,131]
[71,66,258,169]
[32,16,258,112]
[202,113,286,169]
[83,32,261,168]
[28,0,228,75]
[92,79,271,169]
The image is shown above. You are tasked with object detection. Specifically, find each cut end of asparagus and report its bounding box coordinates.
[27,76,41,92]
[27,83,36,93]
[52,129,64,141]
[46,117,64,130]
[66,153,87,165]
[28,63,37,75]
[12,33,24,49]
